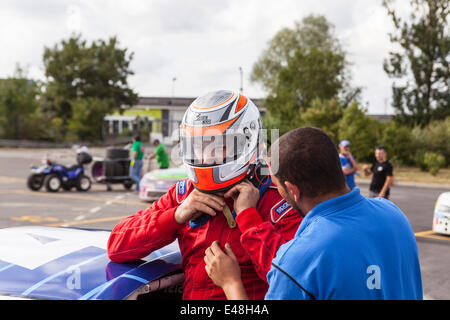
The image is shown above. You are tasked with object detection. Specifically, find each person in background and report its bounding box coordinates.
[130,135,144,192]
[148,139,170,169]
[204,127,422,300]
[338,140,359,190]
[363,146,394,200]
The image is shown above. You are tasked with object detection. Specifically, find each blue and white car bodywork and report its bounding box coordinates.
[0,227,183,300]
[432,192,450,235]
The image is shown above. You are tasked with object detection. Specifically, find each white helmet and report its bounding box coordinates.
[180,90,264,193]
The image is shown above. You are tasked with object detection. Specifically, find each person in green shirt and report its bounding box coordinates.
[130,135,144,191]
[148,139,170,169]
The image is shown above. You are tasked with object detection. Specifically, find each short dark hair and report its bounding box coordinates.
[269,127,346,198]
[376,146,387,152]
[133,135,141,142]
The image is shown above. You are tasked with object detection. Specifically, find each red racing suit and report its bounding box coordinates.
[107,178,302,300]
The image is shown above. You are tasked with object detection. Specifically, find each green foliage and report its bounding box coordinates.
[337,103,379,161]
[0,65,47,140]
[67,97,112,141]
[410,117,450,164]
[139,126,150,143]
[299,98,344,143]
[251,15,345,94]
[422,152,446,175]
[253,15,360,137]
[276,46,347,108]
[383,0,450,127]
[119,127,133,138]
[254,10,448,170]
[377,121,415,165]
[43,34,138,140]
[414,150,429,171]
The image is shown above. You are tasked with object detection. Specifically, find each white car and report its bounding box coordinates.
[139,166,188,202]
[432,192,450,235]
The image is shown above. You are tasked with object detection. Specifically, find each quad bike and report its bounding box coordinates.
[27,152,93,192]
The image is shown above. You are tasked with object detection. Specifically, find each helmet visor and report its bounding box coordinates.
[181,130,248,167]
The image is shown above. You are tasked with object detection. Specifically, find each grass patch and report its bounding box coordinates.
[356,164,450,185]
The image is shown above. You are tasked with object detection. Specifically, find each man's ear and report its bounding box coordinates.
[284,181,300,203]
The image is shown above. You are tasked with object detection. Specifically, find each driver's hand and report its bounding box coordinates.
[174,189,225,225]
[224,180,259,215]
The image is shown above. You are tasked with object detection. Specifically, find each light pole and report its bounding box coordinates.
[239,67,243,93]
[171,77,177,97]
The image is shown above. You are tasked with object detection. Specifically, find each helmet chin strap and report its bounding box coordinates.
[189,161,271,229]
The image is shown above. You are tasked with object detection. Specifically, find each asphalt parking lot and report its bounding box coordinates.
[0,147,449,299]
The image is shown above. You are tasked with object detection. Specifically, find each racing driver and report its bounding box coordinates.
[107,90,303,300]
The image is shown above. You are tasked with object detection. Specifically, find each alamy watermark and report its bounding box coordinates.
[66,266,81,290]
[366,265,381,290]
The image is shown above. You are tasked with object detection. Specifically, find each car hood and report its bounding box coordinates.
[145,166,188,181]
[0,226,181,300]
[437,192,450,205]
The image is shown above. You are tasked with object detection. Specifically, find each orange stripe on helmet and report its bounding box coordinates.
[183,114,241,137]
[235,95,248,113]
[192,92,235,110]
[193,168,248,192]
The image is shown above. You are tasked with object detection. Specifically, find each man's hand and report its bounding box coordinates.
[204,241,248,300]
[363,164,371,176]
[224,180,259,215]
[204,241,241,288]
[174,189,225,225]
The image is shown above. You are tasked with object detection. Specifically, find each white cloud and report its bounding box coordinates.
[0,0,414,114]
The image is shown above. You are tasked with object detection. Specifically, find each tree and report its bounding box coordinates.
[299,98,344,143]
[0,65,44,140]
[67,97,112,141]
[411,116,450,164]
[251,15,360,136]
[383,0,449,127]
[43,35,138,140]
[377,121,415,165]
[251,15,344,94]
[338,103,379,162]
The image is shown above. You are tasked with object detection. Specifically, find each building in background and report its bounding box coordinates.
[104,96,266,144]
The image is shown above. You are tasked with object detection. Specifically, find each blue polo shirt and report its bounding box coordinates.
[265,188,423,300]
[339,154,356,189]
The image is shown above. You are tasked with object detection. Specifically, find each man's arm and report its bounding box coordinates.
[107,185,182,263]
[265,265,312,300]
[107,185,224,263]
[379,175,394,198]
[204,241,249,300]
[236,207,301,281]
[342,154,358,175]
[131,143,138,161]
[224,182,302,282]
[148,145,163,160]
[378,163,394,198]
[349,154,359,172]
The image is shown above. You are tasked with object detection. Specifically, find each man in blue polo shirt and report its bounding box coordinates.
[339,139,359,190]
[204,127,422,300]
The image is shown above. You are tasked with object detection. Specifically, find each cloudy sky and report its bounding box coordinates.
[0,0,411,114]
